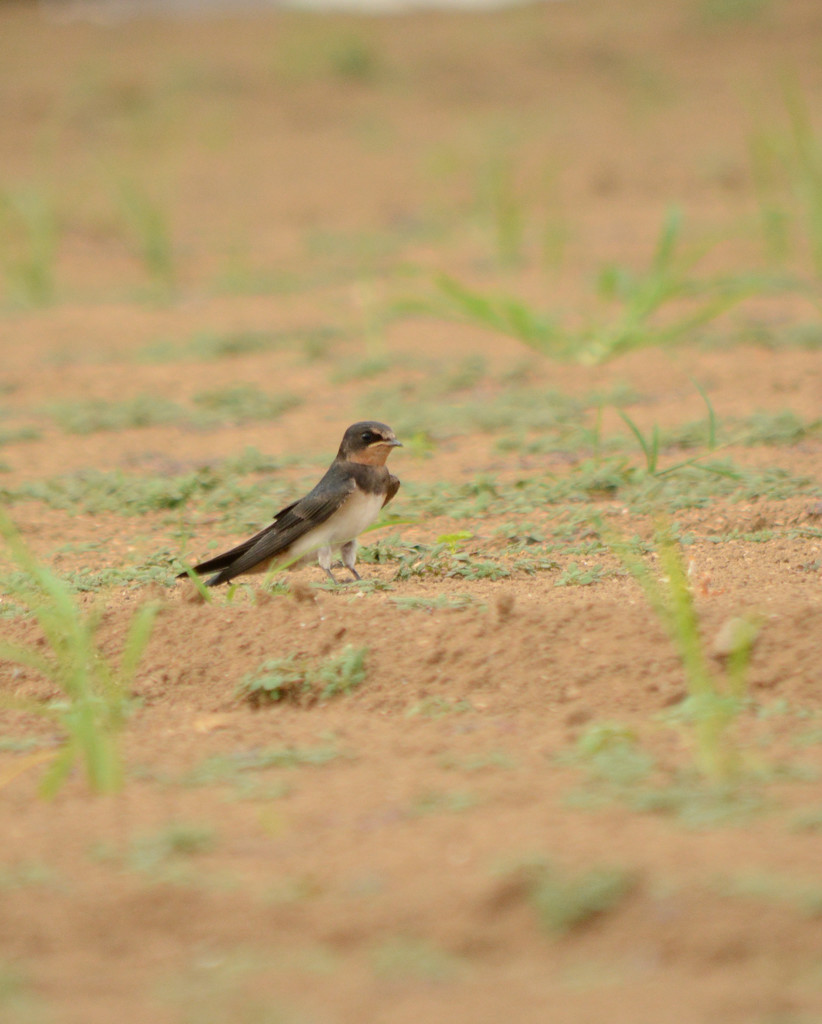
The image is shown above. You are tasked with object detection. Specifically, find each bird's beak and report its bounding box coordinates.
[388,438,403,448]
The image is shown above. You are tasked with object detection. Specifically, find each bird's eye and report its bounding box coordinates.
[361,430,374,444]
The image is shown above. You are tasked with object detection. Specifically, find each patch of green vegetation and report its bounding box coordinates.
[114,178,176,299]
[478,152,526,269]
[332,37,382,81]
[532,863,636,935]
[0,959,44,1021]
[137,329,283,362]
[237,645,367,706]
[617,382,718,475]
[404,209,754,363]
[314,645,368,699]
[749,80,822,277]
[371,937,467,982]
[2,467,217,515]
[0,860,60,890]
[392,539,511,581]
[406,696,475,718]
[47,394,185,434]
[156,945,307,1024]
[0,510,157,797]
[611,522,756,778]
[555,561,614,587]
[497,855,637,936]
[191,384,301,424]
[717,871,822,918]
[407,454,816,527]
[390,593,483,612]
[0,425,40,447]
[439,751,515,771]
[0,183,57,307]
[64,556,177,592]
[697,0,770,23]
[180,745,342,794]
[734,409,822,446]
[276,26,384,85]
[740,319,822,350]
[45,386,301,436]
[236,659,304,705]
[0,461,295,531]
[411,788,479,815]
[493,521,546,549]
[330,354,391,384]
[0,735,49,752]
[560,722,770,828]
[789,807,822,833]
[92,822,216,879]
[365,375,593,446]
[442,354,488,393]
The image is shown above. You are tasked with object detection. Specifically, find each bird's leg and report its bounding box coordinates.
[341,540,361,581]
[318,546,338,585]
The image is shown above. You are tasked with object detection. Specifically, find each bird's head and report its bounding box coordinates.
[338,421,402,466]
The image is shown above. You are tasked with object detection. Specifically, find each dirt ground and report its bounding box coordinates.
[2,1,822,1021]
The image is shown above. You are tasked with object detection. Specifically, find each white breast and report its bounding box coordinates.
[288,489,384,560]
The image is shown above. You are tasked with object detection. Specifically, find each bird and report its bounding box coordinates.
[178,421,401,587]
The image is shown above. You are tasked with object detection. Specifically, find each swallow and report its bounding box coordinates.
[178,421,401,586]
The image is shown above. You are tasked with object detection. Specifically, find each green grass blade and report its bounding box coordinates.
[118,601,160,692]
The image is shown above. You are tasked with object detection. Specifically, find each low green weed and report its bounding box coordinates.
[0,426,40,447]
[0,860,60,890]
[137,329,284,363]
[439,751,515,772]
[0,510,157,796]
[554,562,612,587]
[405,696,475,717]
[48,394,183,434]
[698,0,770,24]
[92,821,216,879]
[237,646,368,706]
[560,723,770,827]
[531,863,636,935]
[180,744,342,795]
[749,80,822,276]
[498,855,637,936]
[0,960,43,1020]
[390,593,482,612]
[371,938,467,982]
[0,184,57,307]
[410,209,754,363]
[718,870,822,918]
[411,788,479,815]
[610,522,752,779]
[191,384,301,424]
[479,153,526,268]
[47,388,303,434]
[114,178,175,298]
[393,540,511,581]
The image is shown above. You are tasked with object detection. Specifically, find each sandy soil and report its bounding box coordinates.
[1,1,822,1021]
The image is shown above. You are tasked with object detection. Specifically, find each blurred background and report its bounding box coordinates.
[6,0,820,330]
[2,5,822,1024]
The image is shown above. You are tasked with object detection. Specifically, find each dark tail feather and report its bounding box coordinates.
[205,568,233,587]
[176,562,237,587]
[176,548,245,579]
[177,524,275,581]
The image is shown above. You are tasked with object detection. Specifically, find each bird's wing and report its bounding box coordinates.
[202,474,357,583]
[382,474,400,508]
